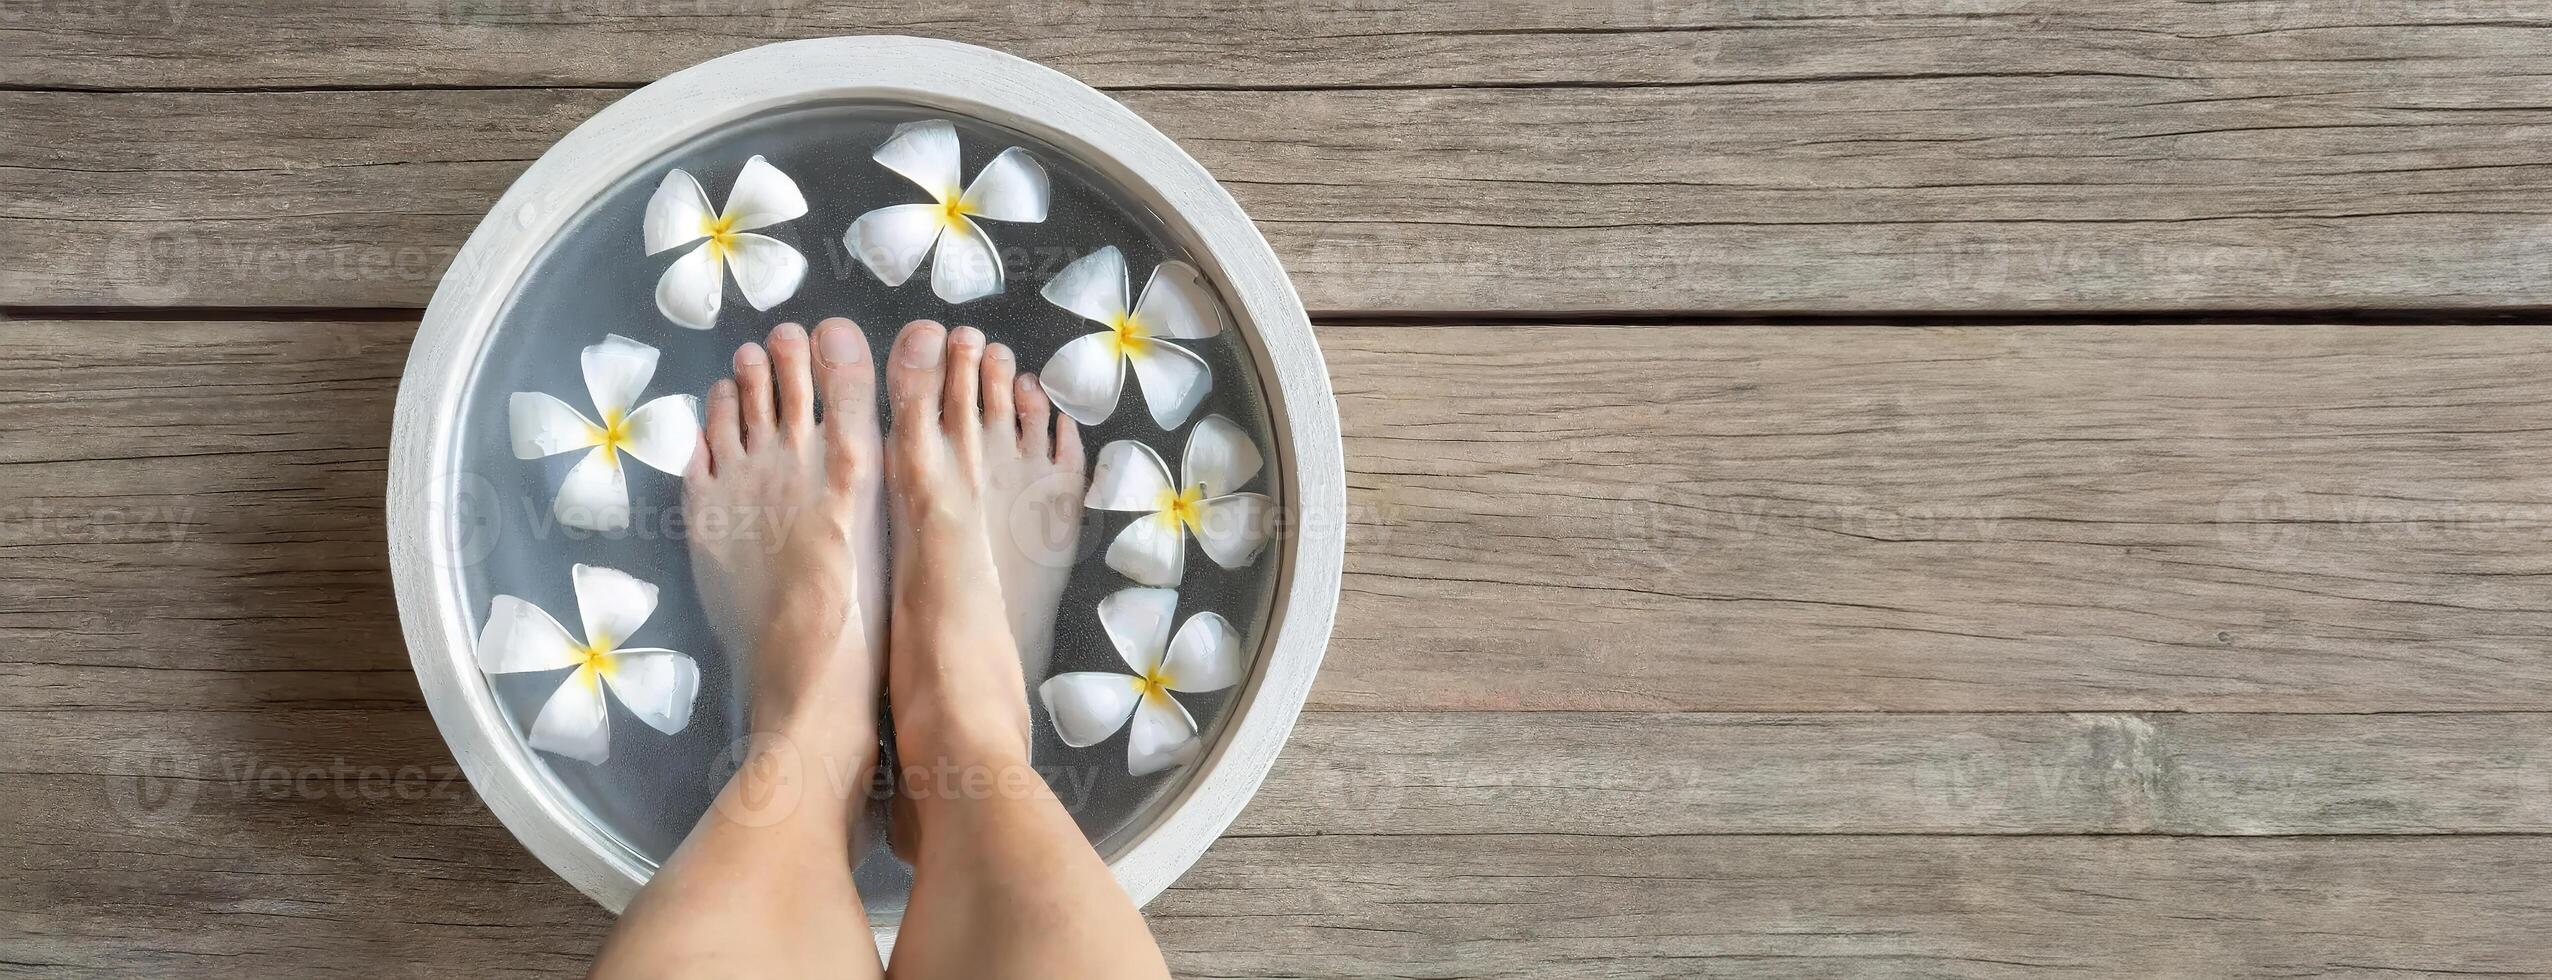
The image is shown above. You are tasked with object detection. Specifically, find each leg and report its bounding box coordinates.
[880,321,1171,980]
[590,320,888,980]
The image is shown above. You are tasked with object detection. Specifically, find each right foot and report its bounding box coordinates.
[882,321,1088,854]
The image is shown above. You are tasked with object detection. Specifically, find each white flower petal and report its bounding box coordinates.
[930,216,1005,304]
[1125,340,1212,430]
[845,203,945,288]
[476,594,584,674]
[1105,512,1187,588]
[571,563,659,650]
[1085,439,1175,511]
[1039,332,1127,427]
[1133,260,1226,340]
[721,155,807,231]
[1096,586,1180,675]
[723,232,806,311]
[1041,246,1130,326]
[618,394,700,475]
[874,119,962,200]
[1181,414,1263,498]
[1039,672,1143,748]
[959,146,1050,224]
[1162,611,1243,694]
[654,243,723,330]
[554,449,630,531]
[580,333,659,419]
[529,667,611,765]
[642,169,715,256]
[1126,693,1199,777]
[508,392,601,460]
[599,648,699,735]
[1193,493,1275,570]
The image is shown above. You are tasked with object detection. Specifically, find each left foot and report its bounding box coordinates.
[682,319,888,740]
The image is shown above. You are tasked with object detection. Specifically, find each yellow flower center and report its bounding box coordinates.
[1157,484,1207,535]
[589,408,632,468]
[698,212,740,259]
[1110,311,1151,356]
[941,193,973,226]
[1134,664,1175,703]
[578,640,616,686]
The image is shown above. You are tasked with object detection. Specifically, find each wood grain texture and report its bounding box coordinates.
[11,2,2552,312]
[1152,834,2552,979]
[19,705,2552,839]
[18,769,2552,980]
[7,0,2546,92]
[10,319,2552,713]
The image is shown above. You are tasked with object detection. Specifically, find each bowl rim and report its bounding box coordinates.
[385,35,1344,948]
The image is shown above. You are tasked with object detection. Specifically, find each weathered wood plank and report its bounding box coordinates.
[22,706,2552,837]
[13,800,2552,979]
[0,0,1827,90]
[13,5,2552,314]
[6,0,2545,92]
[1153,834,2552,979]
[9,319,2552,712]
[1236,711,2552,837]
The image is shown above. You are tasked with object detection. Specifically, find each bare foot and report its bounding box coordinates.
[971,341,1087,681]
[885,321,1095,855]
[683,319,888,736]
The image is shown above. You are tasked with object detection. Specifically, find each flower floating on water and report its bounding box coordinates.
[644,155,809,329]
[845,119,1050,304]
[477,564,701,766]
[1038,245,1227,429]
[1039,587,1243,776]
[1086,414,1272,587]
[510,334,699,532]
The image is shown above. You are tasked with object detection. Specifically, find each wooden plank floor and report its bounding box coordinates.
[8,4,2552,977]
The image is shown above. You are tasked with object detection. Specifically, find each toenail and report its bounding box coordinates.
[737,344,766,365]
[951,325,983,349]
[988,343,1013,363]
[774,322,806,341]
[819,325,862,364]
[902,331,945,368]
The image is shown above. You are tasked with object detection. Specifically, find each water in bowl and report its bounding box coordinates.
[452,103,1281,920]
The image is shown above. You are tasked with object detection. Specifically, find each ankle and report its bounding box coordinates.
[889,696,1032,769]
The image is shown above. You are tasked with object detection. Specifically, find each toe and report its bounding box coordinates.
[767,321,816,439]
[941,326,984,442]
[734,342,776,450]
[888,320,949,440]
[704,378,744,465]
[981,343,1018,457]
[1052,406,1083,469]
[814,317,880,487]
[1016,372,1053,460]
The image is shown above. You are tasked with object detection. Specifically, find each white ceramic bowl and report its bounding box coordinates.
[386,35,1343,950]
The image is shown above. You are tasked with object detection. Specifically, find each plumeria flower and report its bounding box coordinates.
[844,119,1049,304]
[644,155,809,329]
[1086,414,1273,587]
[1038,245,1227,429]
[477,564,701,766]
[509,334,699,532]
[1039,587,1243,776]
